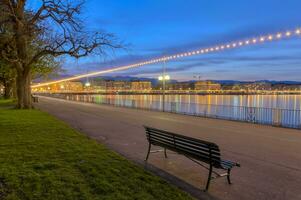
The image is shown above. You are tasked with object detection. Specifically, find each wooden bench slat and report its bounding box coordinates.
[147,133,221,157]
[144,126,240,191]
[147,129,220,151]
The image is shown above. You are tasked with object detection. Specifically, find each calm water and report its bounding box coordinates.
[46,93,300,129]
[84,94,301,110]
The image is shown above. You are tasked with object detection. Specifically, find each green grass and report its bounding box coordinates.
[0,100,194,200]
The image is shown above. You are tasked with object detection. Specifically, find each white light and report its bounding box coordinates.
[252,39,257,43]
[158,76,163,81]
[164,75,170,80]
[85,82,91,87]
[232,43,237,47]
[260,37,265,42]
[286,31,291,36]
[296,29,301,35]
[276,33,282,38]
[239,42,243,46]
[60,85,65,89]
[268,35,273,40]
[245,40,250,44]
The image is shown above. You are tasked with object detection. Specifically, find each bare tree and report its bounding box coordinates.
[0,0,121,108]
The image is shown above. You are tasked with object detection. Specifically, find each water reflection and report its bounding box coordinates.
[42,93,301,129]
[79,94,301,110]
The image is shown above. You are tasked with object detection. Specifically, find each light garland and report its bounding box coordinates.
[32,28,301,88]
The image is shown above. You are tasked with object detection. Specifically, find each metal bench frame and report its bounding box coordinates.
[144,126,240,191]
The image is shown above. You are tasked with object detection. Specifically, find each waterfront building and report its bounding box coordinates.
[102,81,131,91]
[241,82,272,91]
[131,81,152,91]
[273,84,301,91]
[34,81,83,92]
[194,81,221,91]
[168,82,193,90]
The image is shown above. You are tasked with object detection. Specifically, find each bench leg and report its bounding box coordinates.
[205,164,213,191]
[145,143,151,161]
[227,169,232,184]
[164,148,167,158]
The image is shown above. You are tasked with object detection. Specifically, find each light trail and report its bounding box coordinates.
[32,28,301,88]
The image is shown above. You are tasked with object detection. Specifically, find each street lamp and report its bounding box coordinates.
[85,82,91,87]
[158,74,170,112]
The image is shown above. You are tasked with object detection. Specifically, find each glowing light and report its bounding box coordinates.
[31,28,301,88]
[158,75,170,81]
[85,82,91,87]
[60,85,65,89]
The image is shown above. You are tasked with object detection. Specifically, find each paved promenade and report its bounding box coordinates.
[35,96,301,200]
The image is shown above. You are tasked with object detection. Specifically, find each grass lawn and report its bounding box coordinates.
[0,100,194,200]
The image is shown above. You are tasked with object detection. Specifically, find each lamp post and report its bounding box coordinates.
[158,60,170,112]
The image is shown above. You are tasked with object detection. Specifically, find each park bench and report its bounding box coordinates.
[144,126,240,191]
[31,95,39,103]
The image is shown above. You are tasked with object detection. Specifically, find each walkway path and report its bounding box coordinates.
[35,96,301,200]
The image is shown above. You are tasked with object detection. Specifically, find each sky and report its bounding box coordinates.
[29,0,301,81]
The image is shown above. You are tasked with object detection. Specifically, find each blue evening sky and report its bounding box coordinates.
[29,0,301,81]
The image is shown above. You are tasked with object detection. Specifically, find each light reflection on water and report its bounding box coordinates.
[87,94,301,110]
[56,94,301,129]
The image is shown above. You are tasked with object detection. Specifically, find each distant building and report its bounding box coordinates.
[273,84,301,91]
[97,80,130,91]
[36,81,83,92]
[241,82,272,91]
[131,81,152,91]
[168,82,193,90]
[194,81,221,91]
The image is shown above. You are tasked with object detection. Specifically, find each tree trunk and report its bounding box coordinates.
[16,69,32,109]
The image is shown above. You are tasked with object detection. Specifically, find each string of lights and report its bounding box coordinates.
[32,28,301,88]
